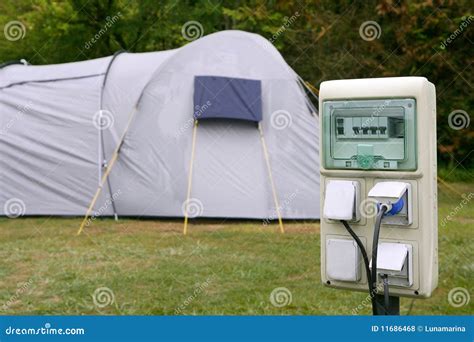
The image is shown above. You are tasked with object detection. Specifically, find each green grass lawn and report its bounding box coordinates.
[0,182,472,315]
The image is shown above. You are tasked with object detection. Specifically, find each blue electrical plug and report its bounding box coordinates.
[377,197,404,216]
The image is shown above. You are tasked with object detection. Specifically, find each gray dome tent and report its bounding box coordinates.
[0,30,320,225]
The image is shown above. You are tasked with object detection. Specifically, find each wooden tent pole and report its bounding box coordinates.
[77,106,138,235]
[258,123,285,233]
[98,113,119,222]
[77,152,120,235]
[183,120,198,235]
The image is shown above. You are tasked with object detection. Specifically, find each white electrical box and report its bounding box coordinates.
[319,77,438,298]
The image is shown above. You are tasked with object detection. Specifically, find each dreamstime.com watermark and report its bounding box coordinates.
[359,197,379,219]
[73,286,117,312]
[270,109,292,130]
[448,109,470,130]
[175,276,214,314]
[351,283,384,315]
[263,189,300,226]
[359,21,382,41]
[1,279,34,312]
[5,323,85,336]
[181,198,204,218]
[448,287,470,308]
[85,189,122,227]
[3,198,26,218]
[92,109,115,130]
[269,287,292,307]
[269,12,300,43]
[181,21,204,41]
[440,16,473,50]
[439,192,473,228]
[84,12,123,50]
[176,100,212,138]
[92,287,115,308]
[360,99,392,129]
[0,101,33,135]
[3,20,26,41]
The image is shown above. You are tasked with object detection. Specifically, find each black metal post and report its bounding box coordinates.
[375,295,400,315]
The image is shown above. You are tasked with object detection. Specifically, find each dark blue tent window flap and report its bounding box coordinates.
[193,75,262,122]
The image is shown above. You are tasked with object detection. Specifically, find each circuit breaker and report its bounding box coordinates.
[322,99,416,170]
[319,77,438,301]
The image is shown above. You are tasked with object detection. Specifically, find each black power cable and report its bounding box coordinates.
[341,204,390,315]
[340,220,377,315]
[371,205,388,307]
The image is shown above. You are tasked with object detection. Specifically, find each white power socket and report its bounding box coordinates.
[368,181,412,226]
[323,180,360,222]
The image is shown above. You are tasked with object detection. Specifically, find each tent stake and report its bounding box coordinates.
[258,123,285,233]
[183,120,198,235]
[77,106,138,235]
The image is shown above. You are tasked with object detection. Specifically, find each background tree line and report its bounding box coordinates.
[0,0,472,175]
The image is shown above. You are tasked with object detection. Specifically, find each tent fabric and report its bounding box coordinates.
[0,30,320,219]
[0,56,112,89]
[193,76,262,122]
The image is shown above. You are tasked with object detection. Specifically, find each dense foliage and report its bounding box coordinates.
[1,0,472,169]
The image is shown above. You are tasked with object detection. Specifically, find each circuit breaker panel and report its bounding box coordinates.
[323,99,416,171]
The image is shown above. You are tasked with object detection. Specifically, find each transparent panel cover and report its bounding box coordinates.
[322,99,417,170]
